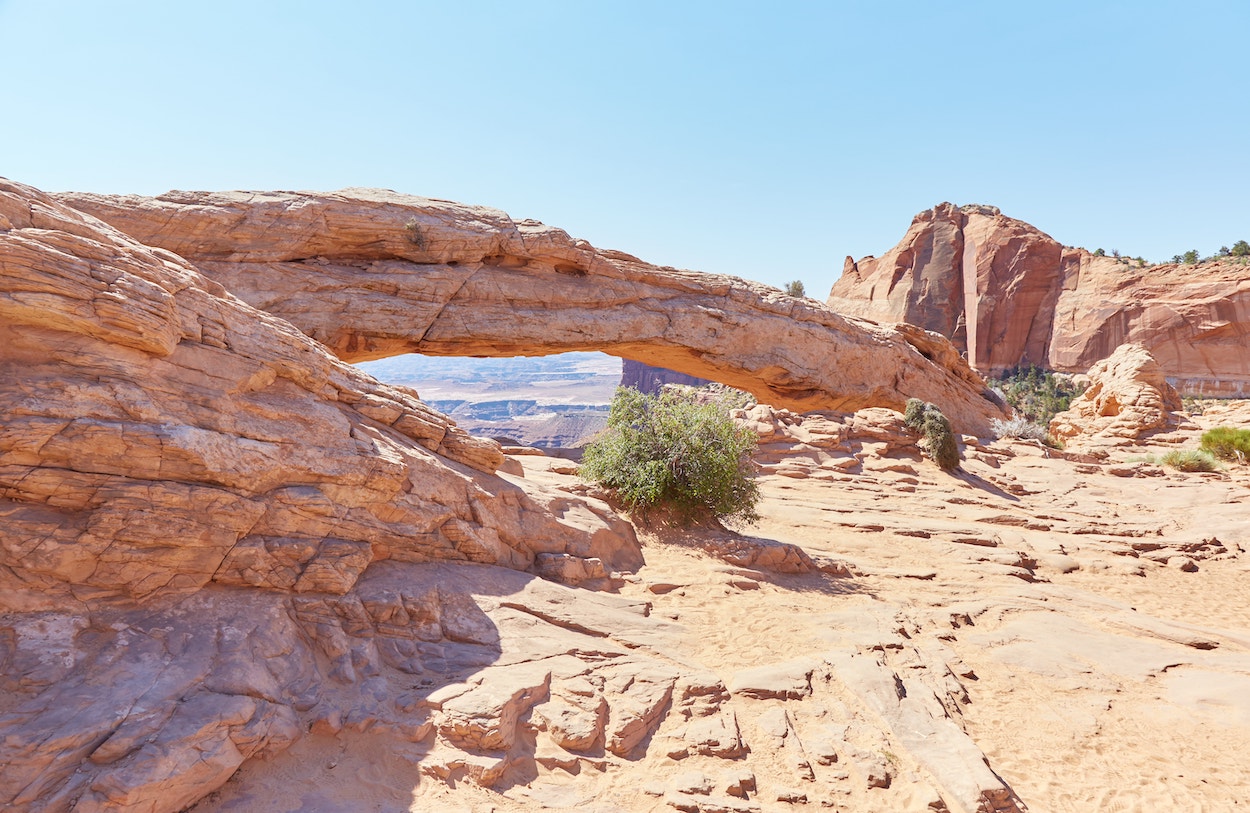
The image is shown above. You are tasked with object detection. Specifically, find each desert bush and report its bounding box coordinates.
[580,386,760,526]
[903,398,960,471]
[987,365,1086,425]
[403,217,427,249]
[783,279,806,298]
[1160,449,1220,472]
[990,416,1049,441]
[903,397,927,430]
[1200,426,1250,462]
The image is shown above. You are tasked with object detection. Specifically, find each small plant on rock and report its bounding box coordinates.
[990,416,1049,442]
[903,398,961,471]
[1160,449,1220,472]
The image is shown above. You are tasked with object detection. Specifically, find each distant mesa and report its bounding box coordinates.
[828,202,1250,397]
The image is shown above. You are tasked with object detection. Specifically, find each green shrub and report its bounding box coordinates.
[902,398,960,471]
[923,408,960,471]
[903,398,927,430]
[580,386,760,526]
[783,279,806,298]
[987,365,1086,425]
[1160,449,1220,472]
[1200,426,1250,462]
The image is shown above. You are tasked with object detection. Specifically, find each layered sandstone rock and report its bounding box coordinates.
[828,204,1250,395]
[58,188,1007,434]
[0,179,638,600]
[0,178,648,809]
[1049,254,1250,396]
[1049,344,1187,447]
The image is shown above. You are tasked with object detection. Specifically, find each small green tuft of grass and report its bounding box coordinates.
[1200,426,1250,463]
[1159,449,1220,472]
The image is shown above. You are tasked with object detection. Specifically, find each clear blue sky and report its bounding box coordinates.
[2,0,1246,293]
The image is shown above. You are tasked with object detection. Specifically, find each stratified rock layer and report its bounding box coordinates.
[58,188,1007,434]
[828,203,1250,395]
[0,179,638,600]
[0,178,649,810]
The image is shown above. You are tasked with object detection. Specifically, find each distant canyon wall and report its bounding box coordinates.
[827,203,1250,397]
[620,359,711,395]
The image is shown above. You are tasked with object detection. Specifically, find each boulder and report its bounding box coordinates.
[1048,344,1184,446]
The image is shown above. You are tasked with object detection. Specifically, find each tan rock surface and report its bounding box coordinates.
[1049,343,1188,447]
[58,188,1007,435]
[828,203,1250,395]
[4,177,1250,813]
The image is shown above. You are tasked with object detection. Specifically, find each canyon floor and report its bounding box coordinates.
[192,402,1250,813]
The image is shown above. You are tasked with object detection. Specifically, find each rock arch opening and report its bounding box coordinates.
[58,188,1009,435]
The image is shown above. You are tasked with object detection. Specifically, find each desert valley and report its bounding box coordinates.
[1,178,1248,813]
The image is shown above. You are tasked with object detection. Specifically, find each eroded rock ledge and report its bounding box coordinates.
[59,188,1008,434]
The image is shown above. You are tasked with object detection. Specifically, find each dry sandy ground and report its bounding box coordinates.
[194,404,1250,813]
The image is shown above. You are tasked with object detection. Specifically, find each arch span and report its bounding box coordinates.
[60,189,1008,434]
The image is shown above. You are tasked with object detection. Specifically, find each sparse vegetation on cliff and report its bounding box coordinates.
[783,279,807,298]
[581,386,761,526]
[903,398,960,471]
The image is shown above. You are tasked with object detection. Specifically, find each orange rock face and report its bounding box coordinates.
[59,188,1008,435]
[828,204,1250,395]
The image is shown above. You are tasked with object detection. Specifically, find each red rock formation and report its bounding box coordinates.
[828,204,1250,396]
[1049,254,1250,397]
[828,203,1065,377]
[0,178,647,810]
[58,188,1008,435]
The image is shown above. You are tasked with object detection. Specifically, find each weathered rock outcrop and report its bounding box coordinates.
[1048,344,1186,447]
[0,179,638,599]
[0,178,649,808]
[828,203,1064,377]
[828,203,1250,395]
[58,188,1007,434]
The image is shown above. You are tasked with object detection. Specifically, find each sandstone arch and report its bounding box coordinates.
[60,189,1008,434]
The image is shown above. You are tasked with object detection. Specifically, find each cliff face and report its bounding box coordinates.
[828,204,1250,395]
[620,359,711,395]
